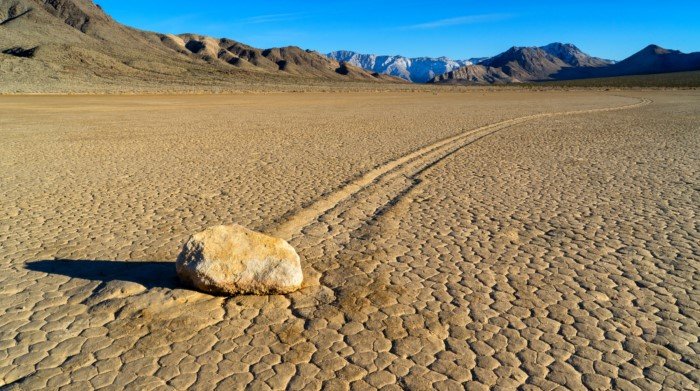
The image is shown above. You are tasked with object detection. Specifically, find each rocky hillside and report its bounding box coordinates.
[327,51,478,82]
[0,0,402,92]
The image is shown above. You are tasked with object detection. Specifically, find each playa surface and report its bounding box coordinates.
[1,90,698,390]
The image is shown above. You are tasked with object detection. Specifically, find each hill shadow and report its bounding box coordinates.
[26,259,180,290]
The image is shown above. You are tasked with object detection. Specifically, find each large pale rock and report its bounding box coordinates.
[176,225,303,295]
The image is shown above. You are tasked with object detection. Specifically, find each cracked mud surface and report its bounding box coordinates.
[1,91,698,390]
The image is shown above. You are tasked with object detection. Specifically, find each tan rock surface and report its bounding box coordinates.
[176,225,303,295]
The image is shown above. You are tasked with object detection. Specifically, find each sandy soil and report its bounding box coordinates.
[1,91,698,390]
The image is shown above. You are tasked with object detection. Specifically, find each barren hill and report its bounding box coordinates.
[0,0,403,92]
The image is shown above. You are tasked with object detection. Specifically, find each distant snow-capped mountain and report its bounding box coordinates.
[327,51,478,82]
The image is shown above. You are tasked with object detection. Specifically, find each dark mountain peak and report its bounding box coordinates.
[610,44,699,72]
[644,44,663,50]
[637,44,677,56]
[554,43,700,80]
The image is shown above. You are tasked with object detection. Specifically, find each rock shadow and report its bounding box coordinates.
[26,259,180,290]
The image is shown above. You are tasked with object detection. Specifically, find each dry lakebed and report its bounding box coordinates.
[1,90,698,390]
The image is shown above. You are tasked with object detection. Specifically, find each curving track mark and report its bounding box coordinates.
[268,97,652,241]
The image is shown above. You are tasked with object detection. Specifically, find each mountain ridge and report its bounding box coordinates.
[327,50,481,82]
[2,1,699,90]
[431,43,700,84]
[0,0,405,92]
[555,44,700,80]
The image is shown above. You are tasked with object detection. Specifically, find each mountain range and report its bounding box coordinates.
[329,44,612,83]
[326,51,484,83]
[431,43,700,84]
[1,0,699,91]
[0,0,403,92]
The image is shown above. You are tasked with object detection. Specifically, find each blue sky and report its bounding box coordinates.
[97,1,700,60]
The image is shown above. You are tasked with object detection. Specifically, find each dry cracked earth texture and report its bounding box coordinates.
[0,91,698,390]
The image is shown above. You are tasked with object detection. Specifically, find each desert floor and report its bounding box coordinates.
[1,90,698,390]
